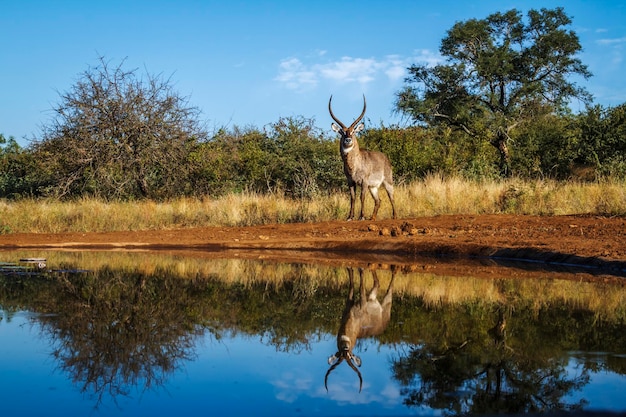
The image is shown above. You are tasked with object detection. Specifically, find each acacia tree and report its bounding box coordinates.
[35,57,207,199]
[396,7,592,176]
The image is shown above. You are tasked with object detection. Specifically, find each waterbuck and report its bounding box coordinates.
[329,95,397,221]
[325,266,394,392]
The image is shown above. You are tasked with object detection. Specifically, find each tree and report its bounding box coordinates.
[264,116,342,198]
[191,117,343,198]
[34,57,208,199]
[0,134,38,198]
[577,103,626,178]
[396,7,592,176]
[510,113,580,179]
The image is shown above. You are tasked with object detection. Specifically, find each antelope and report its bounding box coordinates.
[325,266,394,392]
[329,95,397,221]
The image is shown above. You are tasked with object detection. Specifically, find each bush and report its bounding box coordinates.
[32,57,208,200]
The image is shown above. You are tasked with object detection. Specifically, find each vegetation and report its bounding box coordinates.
[1,7,625,209]
[33,57,208,200]
[395,7,592,176]
[2,8,623,411]
[1,256,625,412]
[0,176,624,233]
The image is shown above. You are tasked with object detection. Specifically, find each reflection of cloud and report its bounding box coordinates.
[269,343,405,411]
[275,50,442,92]
[272,368,404,408]
[381,381,403,404]
[272,371,313,403]
[322,378,404,406]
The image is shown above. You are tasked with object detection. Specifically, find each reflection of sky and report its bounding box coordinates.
[1,310,625,416]
[565,356,626,411]
[0,311,419,416]
[183,334,418,416]
[0,312,93,417]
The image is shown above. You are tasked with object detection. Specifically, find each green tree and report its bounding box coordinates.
[265,116,342,198]
[192,117,343,198]
[188,126,249,196]
[360,124,499,181]
[33,57,208,200]
[0,134,39,198]
[396,7,592,176]
[577,103,626,178]
[511,113,580,179]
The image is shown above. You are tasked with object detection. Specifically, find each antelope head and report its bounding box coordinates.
[329,95,367,154]
[326,339,363,393]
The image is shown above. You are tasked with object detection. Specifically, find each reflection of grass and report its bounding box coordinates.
[400,273,625,321]
[1,177,625,233]
[1,251,624,322]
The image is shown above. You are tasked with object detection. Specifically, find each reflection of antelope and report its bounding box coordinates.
[328,95,397,221]
[325,266,394,392]
[488,308,513,352]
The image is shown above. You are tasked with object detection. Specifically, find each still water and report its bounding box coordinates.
[1,250,625,416]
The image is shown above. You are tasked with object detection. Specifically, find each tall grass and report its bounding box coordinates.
[1,175,624,234]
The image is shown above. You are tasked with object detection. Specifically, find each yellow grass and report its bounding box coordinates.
[0,176,624,234]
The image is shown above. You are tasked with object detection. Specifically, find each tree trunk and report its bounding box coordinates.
[491,131,511,177]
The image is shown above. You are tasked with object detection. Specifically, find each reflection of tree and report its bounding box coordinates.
[392,306,590,414]
[35,268,213,405]
[1,262,347,406]
[4,259,626,413]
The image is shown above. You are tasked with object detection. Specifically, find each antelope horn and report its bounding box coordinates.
[325,356,344,392]
[324,355,364,393]
[349,95,367,131]
[346,356,363,393]
[328,95,347,130]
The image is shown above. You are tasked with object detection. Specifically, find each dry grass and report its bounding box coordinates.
[1,176,624,234]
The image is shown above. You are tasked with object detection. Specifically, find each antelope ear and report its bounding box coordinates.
[328,354,339,365]
[354,123,365,133]
[331,123,342,133]
[352,354,362,367]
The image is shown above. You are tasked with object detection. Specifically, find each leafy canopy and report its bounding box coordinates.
[396,7,592,174]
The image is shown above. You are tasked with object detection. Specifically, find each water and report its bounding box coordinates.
[1,251,625,416]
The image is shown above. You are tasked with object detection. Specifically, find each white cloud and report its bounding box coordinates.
[595,37,625,67]
[275,50,442,92]
[596,36,626,45]
[275,58,318,90]
[411,48,443,67]
[319,57,380,83]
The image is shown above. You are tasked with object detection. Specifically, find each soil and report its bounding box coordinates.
[1,214,625,279]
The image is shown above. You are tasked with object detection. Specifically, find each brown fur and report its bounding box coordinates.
[329,95,397,221]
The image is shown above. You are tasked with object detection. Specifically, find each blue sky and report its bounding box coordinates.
[2,0,625,146]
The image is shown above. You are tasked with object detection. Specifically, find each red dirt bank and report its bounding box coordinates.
[1,215,625,276]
